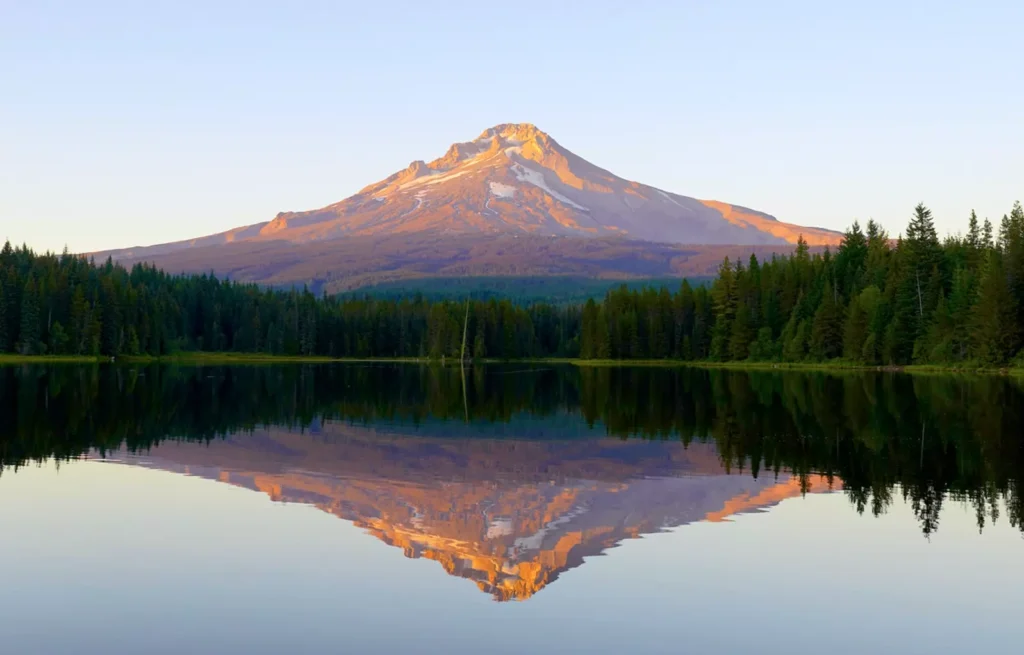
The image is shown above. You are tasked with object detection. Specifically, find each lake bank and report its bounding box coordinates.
[3,352,1022,376]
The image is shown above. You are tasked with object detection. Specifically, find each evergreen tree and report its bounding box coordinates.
[967,210,981,251]
[710,258,737,360]
[982,218,994,250]
[580,298,597,359]
[18,277,41,355]
[69,286,89,354]
[1003,202,1024,355]
[809,281,843,360]
[864,220,891,290]
[905,204,945,337]
[49,321,69,354]
[835,221,868,298]
[748,327,776,361]
[0,284,8,352]
[595,305,611,359]
[972,251,1016,364]
[729,299,755,360]
[946,268,975,361]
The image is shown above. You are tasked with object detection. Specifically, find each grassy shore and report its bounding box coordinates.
[2,352,1021,375]
[119,353,426,365]
[566,359,1024,376]
[0,352,427,366]
[0,354,107,364]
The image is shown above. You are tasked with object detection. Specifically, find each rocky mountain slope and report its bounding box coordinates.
[99,123,841,291]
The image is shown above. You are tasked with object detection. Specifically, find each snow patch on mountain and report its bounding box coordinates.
[657,189,686,209]
[489,182,516,199]
[511,163,587,211]
[397,169,471,192]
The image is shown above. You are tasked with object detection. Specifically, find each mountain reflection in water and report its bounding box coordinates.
[100,425,836,600]
[2,362,1023,601]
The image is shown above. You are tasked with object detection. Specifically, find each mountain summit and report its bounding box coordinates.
[100,124,841,290]
[132,123,841,252]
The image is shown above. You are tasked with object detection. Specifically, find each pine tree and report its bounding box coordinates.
[595,305,611,359]
[49,321,69,354]
[1002,201,1024,356]
[982,218,994,250]
[836,221,868,299]
[809,281,843,360]
[783,318,809,361]
[729,299,755,360]
[18,277,41,355]
[864,220,891,290]
[580,298,597,359]
[779,287,811,361]
[971,251,1016,364]
[946,267,975,361]
[710,258,737,360]
[850,282,886,364]
[967,210,981,250]
[69,286,88,354]
[748,326,776,361]
[904,203,945,340]
[843,286,881,361]
[0,283,8,352]
[922,292,954,362]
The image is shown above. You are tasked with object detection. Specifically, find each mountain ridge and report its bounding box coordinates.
[96,123,842,291]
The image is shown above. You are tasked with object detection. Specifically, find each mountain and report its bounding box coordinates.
[99,123,842,292]
[96,423,839,601]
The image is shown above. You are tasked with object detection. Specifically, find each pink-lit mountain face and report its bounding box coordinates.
[121,123,840,251]
[98,124,841,290]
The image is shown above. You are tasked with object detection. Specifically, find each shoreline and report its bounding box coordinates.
[1,353,1021,376]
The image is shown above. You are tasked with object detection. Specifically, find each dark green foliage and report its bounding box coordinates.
[342,275,710,304]
[0,199,1022,365]
[0,243,581,360]
[17,277,41,355]
[0,284,8,353]
[809,282,843,360]
[971,251,1016,364]
[582,201,1024,367]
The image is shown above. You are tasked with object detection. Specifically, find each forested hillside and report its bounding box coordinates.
[1,202,1022,366]
[580,202,1024,366]
[340,276,712,304]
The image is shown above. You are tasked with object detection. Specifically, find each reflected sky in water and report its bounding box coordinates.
[2,456,1021,655]
[1,364,1023,653]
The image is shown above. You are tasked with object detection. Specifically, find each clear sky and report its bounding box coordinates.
[2,0,1022,253]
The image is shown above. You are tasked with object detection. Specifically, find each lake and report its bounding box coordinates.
[1,364,1022,654]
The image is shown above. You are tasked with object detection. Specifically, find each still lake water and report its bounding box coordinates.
[1,364,1022,654]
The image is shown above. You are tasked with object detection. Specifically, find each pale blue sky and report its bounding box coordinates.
[2,0,1022,253]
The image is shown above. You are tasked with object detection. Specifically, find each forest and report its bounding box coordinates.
[1,201,1022,366]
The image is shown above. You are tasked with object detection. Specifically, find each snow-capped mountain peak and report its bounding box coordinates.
[106,123,842,262]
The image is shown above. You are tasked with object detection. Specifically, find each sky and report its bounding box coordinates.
[2,0,1022,253]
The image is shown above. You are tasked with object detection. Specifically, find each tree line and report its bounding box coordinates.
[579,201,1024,366]
[1,201,1022,365]
[0,242,581,359]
